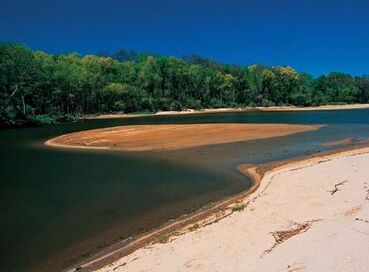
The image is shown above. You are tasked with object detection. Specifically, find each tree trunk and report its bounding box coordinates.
[21,94,26,115]
[0,85,18,114]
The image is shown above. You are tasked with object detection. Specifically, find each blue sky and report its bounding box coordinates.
[1,0,369,76]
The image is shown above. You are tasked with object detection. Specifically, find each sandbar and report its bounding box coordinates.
[45,123,320,152]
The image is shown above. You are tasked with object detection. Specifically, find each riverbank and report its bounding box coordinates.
[45,124,320,152]
[257,103,369,111]
[4,104,369,129]
[94,145,369,272]
[81,103,369,120]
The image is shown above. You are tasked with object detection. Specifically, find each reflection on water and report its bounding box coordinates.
[1,109,369,272]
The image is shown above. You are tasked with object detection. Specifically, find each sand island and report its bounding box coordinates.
[45,123,321,151]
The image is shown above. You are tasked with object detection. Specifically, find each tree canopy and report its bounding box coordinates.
[1,42,369,126]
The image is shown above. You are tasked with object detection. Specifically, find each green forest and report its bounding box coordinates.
[1,42,369,126]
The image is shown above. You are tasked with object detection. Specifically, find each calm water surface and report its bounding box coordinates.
[1,109,369,272]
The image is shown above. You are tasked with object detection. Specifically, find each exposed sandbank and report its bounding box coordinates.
[45,123,320,152]
[321,137,355,146]
[94,146,369,272]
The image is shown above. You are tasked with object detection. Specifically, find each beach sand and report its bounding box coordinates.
[256,103,369,111]
[45,123,320,151]
[95,147,369,272]
[82,103,369,120]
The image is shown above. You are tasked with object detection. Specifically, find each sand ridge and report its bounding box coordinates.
[45,123,321,152]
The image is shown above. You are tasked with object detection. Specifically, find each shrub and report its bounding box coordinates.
[29,114,56,125]
[232,203,246,212]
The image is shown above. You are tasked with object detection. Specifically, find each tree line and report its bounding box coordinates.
[1,42,369,126]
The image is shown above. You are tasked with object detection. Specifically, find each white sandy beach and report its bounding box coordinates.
[96,148,369,272]
[83,103,369,120]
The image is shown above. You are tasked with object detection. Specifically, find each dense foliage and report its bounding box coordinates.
[1,43,369,126]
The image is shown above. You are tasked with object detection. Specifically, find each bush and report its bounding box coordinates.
[112,101,126,111]
[57,114,74,122]
[232,203,246,212]
[29,114,56,125]
[209,98,225,108]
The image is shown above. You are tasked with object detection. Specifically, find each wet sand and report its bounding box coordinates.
[321,137,355,146]
[94,146,369,272]
[45,124,320,151]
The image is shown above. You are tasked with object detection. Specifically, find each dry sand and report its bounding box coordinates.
[256,103,369,111]
[83,104,369,120]
[45,124,320,151]
[95,147,369,272]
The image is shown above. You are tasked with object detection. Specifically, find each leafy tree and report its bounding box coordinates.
[138,56,162,102]
[289,73,314,106]
[0,43,37,121]
[1,42,369,126]
[98,83,145,113]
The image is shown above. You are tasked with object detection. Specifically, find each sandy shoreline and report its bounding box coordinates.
[63,142,369,272]
[91,145,369,272]
[81,103,369,120]
[256,103,369,111]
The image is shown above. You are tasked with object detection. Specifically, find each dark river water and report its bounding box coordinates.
[1,109,369,272]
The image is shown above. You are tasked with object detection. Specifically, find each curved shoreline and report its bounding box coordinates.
[65,142,369,272]
[98,144,369,272]
[45,124,321,152]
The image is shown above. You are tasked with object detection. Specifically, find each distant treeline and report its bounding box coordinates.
[1,43,369,126]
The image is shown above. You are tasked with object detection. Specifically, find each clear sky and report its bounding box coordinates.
[1,0,369,76]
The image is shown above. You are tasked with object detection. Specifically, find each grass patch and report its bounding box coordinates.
[155,235,170,244]
[232,203,246,212]
[188,223,200,232]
